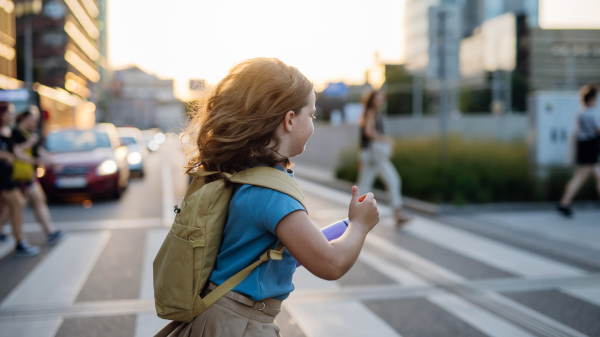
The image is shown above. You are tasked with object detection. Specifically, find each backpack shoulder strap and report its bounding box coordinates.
[228,166,307,213]
[191,166,305,317]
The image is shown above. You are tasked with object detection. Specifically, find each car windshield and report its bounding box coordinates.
[47,130,112,153]
[119,136,137,146]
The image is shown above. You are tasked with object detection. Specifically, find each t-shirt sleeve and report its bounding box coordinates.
[246,186,305,235]
[11,129,27,145]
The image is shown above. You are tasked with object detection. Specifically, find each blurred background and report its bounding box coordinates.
[0,1,600,337]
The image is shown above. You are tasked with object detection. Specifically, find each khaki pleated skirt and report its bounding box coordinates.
[153,284,283,337]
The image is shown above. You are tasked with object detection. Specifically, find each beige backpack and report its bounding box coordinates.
[153,166,306,323]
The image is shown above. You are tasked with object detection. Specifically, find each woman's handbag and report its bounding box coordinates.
[371,141,392,161]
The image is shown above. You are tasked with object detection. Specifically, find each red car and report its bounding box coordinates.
[39,124,130,199]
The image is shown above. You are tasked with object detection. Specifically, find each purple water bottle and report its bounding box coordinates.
[295,218,349,268]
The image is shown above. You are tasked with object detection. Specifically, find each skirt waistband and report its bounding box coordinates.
[202,282,283,321]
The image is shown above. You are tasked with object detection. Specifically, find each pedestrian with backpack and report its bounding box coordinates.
[153,58,380,337]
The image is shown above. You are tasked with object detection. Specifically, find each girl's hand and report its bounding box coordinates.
[348,186,379,234]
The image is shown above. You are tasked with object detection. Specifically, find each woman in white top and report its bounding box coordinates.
[357,90,412,228]
[557,83,600,217]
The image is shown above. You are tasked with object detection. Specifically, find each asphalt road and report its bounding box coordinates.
[0,138,599,337]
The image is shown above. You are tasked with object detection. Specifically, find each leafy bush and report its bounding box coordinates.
[336,136,598,204]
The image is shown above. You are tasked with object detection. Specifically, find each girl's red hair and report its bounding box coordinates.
[184,58,313,181]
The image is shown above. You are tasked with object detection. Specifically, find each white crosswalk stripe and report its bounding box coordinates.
[1,232,111,307]
[0,232,110,337]
[428,294,536,337]
[562,286,600,307]
[135,229,170,336]
[404,217,586,278]
[286,301,402,337]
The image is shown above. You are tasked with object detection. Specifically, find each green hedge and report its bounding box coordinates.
[336,136,598,204]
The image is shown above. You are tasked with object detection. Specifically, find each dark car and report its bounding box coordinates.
[39,124,130,199]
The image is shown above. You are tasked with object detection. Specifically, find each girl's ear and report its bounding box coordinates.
[282,110,295,133]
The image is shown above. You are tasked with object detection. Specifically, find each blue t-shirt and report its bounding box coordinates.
[208,166,305,301]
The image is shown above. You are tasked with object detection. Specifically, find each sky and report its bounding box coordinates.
[109,0,600,100]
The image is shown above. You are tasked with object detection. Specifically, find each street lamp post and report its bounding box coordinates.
[15,0,44,87]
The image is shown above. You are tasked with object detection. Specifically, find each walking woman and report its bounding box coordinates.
[0,102,39,256]
[557,83,600,217]
[8,110,65,244]
[357,90,411,228]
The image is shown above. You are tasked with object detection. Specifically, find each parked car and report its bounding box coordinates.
[39,124,130,199]
[117,127,148,177]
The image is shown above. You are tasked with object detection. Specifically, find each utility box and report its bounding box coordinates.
[528,91,599,166]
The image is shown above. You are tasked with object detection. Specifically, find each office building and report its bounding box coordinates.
[110,66,184,132]
[0,0,21,89]
[403,0,538,72]
[14,0,100,98]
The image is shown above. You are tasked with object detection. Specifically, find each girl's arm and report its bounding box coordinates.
[276,186,379,280]
[13,144,39,165]
[0,150,14,163]
[19,133,39,151]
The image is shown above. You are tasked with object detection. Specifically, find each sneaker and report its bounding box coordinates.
[556,204,573,218]
[47,231,68,246]
[15,241,40,257]
[0,233,7,242]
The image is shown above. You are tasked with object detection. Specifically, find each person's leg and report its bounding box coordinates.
[0,189,26,243]
[357,152,378,196]
[377,159,412,226]
[560,166,593,206]
[25,182,55,235]
[377,159,402,208]
[0,202,9,241]
[592,164,600,196]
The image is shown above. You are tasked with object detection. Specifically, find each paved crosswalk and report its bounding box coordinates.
[0,180,599,337]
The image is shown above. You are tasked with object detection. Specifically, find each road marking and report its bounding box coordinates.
[161,148,175,227]
[135,229,170,337]
[140,229,169,300]
[135,313,168,337]
[365,233,466,283]
[285,300,401,337]
[292,267,340,291]
[0,318,62,337]
[297,178,393,218]
[0,236,15,261]
[0,232,109,337]
[481,291,589,337]
[562,286,600,307]
[404,217,585,278]
[20,217,163,233]
[429,293,536,337]
[359,249,430,287]
[1,231,111,307]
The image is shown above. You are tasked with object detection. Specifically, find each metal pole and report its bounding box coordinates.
[565,49,575,90]
[413,72,423,118]
[24,17,33,86]
[438,11,448,168]
[492,70,501,111]
[505,71,512,114]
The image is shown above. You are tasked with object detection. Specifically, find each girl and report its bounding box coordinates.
[358,90,411,228]
[0,102,39,256]
[1,110,65,245]
[557,83,600,217]
[156,58,379,337]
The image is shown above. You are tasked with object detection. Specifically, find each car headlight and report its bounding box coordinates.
[127,152,143,165]
[37,166,46,178]
[154,133,166,144]
[97,160,118,175]
[148,140,159,151]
